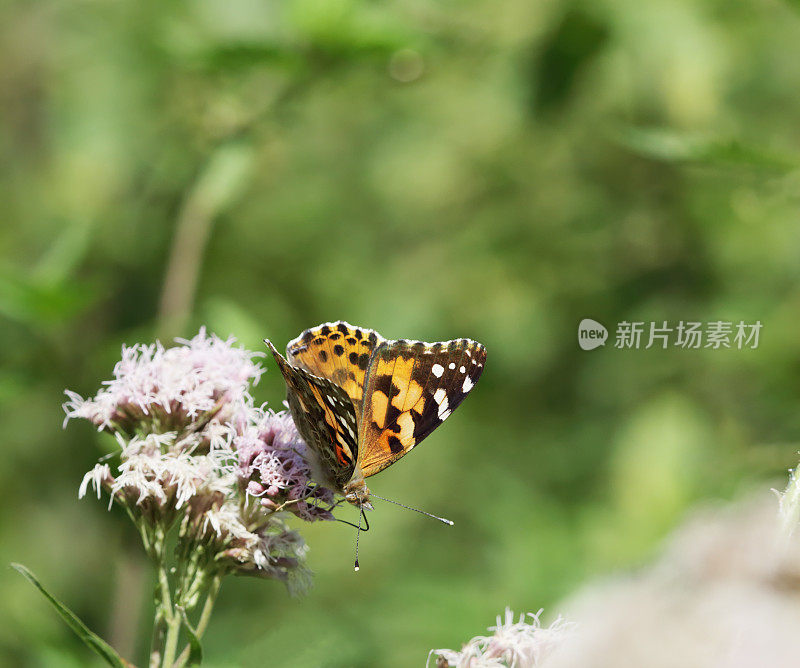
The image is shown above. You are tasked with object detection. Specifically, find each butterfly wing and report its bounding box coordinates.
[286,321,386,412]
[358,338,486,478]
[265,340,359,491]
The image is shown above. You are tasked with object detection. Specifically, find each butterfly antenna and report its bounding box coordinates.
[354,507,363,572]
[369,493,454,526]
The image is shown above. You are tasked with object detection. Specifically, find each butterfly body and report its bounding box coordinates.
[265,321,486,512]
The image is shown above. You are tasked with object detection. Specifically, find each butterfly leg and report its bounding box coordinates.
[335,506,371,532]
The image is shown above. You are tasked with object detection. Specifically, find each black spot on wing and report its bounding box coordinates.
[387,435,403,454]
[372,372,393,398]
[384,400,402,430]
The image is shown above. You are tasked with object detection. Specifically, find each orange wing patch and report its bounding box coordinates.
[370,389,389,429]
[286,321,385,410]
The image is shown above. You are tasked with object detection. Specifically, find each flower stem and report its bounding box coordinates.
[161,612,183,668]
[173,573,222,668]
[195,573,222,638]
[148,525,175,668]
[149,595,168,666]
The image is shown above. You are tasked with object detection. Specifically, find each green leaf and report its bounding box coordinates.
[613,125,799,173]
[178,608,204,666]
[11,563,132,668]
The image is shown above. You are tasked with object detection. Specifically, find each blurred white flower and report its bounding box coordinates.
[545,494,800,668]
[431,609,576,668]
[432,494,800,668]
[192,498,312,594]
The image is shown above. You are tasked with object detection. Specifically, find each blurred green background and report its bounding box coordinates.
[2,0,800,665]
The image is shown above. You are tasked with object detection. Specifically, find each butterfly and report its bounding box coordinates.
[264,321,486,515]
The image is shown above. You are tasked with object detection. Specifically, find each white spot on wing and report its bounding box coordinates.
[433,388,447,404]
[462,376,474,392]
[432,364,444,378]
[449,362,456,369]
[459,366,466,373]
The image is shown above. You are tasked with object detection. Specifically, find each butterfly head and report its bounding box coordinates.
[343,476,373,511]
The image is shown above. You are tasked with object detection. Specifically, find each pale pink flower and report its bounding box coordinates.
[430,609,576,668]
[63,328,263,437]
[235,407,336,522]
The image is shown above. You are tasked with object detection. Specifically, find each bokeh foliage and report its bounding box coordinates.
[2,0,800,665]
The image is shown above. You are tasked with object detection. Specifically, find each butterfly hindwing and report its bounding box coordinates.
[286,321,386,411]
[358,338,486,477]
[265,340,359,490]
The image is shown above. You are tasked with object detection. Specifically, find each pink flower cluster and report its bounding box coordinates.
[66,328,336,587]
[235,409,336,522]
[63,327,264,436]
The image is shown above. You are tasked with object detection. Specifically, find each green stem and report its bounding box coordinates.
[181,561,208,610]
[174,573,223,668]
[172,517,192,602]
[148,524,175,668]
[194,573,222,638]
[161,534,207,667]
[150,604,167,668]
[161,613,182,668]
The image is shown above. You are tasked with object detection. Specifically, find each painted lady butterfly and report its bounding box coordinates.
[265,322,486,520]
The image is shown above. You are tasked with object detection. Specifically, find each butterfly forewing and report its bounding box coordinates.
[358,338,486,477]
[286,321,386,411]
[265,340,359,490]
